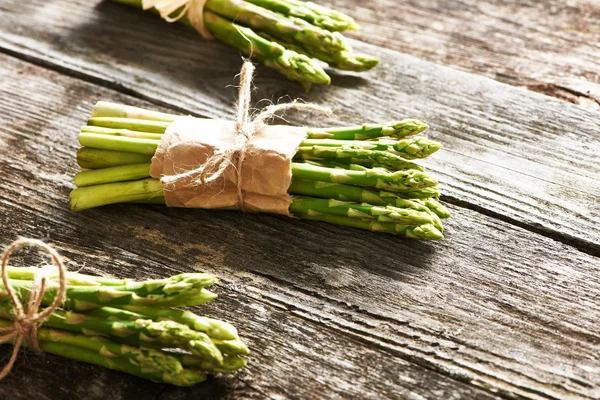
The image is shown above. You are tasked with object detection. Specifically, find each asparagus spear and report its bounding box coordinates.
[111,0,332,89]
[305,120,429,140]
[206,0,349,53]
[203,11,331,90]
[30,339,207,385]
[1,274,219,310]
[288,177,441,203]
[421,198,451,219]
[85,305,239,341]
[294,146,424,171]
[299,137,442,159]
[26,322,187,375]
[0,302,224,363]
[77,147,152,169]
[256,30,378,72]
[75,163,153,187]
[5,266,132,286]
[88,117,171,132]
[243,0,359,31]
[294,212,443,239]
[288,178,445,222]
[91,101,178,122]
[180,354,247,372]
[291,162,437,192]
[70,178,164,211]
[87,103,429,140]
[82,125,163,140]
[289,196,437,226]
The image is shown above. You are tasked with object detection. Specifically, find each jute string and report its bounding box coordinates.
[0,239,67,380]
[161,60,331,211]
[142,0,214,39]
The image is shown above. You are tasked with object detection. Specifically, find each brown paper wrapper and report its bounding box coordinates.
[150,116,307,216]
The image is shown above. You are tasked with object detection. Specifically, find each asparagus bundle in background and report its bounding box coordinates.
[0,267,248,386]
[70,101,450,239]
[111,0,378,89]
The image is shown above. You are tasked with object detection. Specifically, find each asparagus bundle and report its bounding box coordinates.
[70,101,450,239]
[111,0,378,89]
[0,267,248,386]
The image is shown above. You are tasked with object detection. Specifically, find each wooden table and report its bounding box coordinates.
[0,1,598,398]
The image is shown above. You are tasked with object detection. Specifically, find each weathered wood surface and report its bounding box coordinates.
[321,0,600,110]
[1,49,600,400]
[1,0,599,254]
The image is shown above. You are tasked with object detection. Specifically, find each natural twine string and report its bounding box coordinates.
[142,0,214,39]
[161,60,331,211]
[0,239,67,380]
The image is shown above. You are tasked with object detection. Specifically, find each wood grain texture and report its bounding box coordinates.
[0,0,598,254]
[1,52,599,399]
[320,0,600,110]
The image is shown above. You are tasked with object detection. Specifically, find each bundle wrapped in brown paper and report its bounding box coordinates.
[149,61,329,216]
[150,117,307,215]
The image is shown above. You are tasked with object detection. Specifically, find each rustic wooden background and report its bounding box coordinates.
[0,0,599,399]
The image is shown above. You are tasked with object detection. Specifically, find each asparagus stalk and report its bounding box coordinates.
[5,266,133,286]
[123,305,239,341]
[243,0,359,32]
[0,302,224,364]
[0,274,219,310]
[75,163,153,187]
[85,105,429,141]
[289,196,437,226]
[33,339,207,385]
[203,11,331,90]
[82,125,163,140]
[85,305,239,341]
[91,102,178,122]
[70,178,163,211]
[111,0,331,89]
[180,354,246,372]
[421,198,451,219]
[0,317,246,384]
[88,117,171,133]
[305,120,429,140]
[299,137,442,159]
[294,212,443,239]
[77,147,152,169]
[291,162,437,192]
[206,0,349,53]
[294,146,425,171]
[110,0,374,87]
[289,178,448,217]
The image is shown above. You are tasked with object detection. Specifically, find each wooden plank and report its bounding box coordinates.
[0,288,500,400]
[321,0,600,110]
[1,0,598,253]
[1,53,599,399]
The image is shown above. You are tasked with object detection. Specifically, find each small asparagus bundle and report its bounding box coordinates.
[0,269,248,386]
[110,0,378,89]
[70,101,450,239]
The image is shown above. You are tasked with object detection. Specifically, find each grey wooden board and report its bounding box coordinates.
[321,0,600,110]
[1,53,600,399]
[1,0,599,255]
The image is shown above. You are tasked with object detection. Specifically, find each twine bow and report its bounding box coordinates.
[0,239,67,380]
[161,60,331,211]
[142,0,214,39]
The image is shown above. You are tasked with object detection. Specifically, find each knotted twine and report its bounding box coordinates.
[142,0,214,39]
[152,60,330,212]
[0,239,67,380]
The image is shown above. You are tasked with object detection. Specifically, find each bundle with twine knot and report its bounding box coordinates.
[0,239,67,380]
[157,60,331,211]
